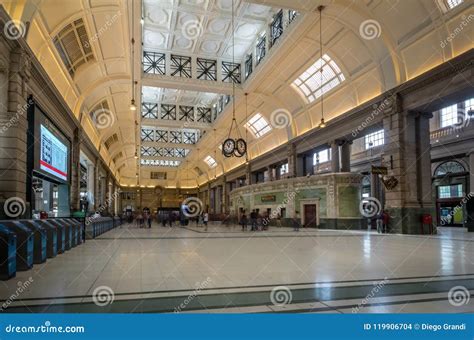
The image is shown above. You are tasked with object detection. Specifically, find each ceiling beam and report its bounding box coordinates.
[142,73,242,95]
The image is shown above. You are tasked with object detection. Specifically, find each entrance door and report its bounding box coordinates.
[304,204,317,228]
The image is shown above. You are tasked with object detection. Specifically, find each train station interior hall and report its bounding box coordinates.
[0,0,473,314]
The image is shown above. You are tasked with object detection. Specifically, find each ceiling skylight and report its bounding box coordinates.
[292,54,345,103]
[204,155,217,168]
[245,113,272,138]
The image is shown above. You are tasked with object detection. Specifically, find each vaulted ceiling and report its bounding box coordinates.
[2,0,472,188]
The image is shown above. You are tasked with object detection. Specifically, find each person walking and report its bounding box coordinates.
[250,210,257,231]
[376,211,383,233]
[382,210,390,233]
[203,211,209,231]
[241,213,248,231]
[293,214,300,232]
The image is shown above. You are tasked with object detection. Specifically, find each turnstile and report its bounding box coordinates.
[1,221,34,271]
[18,220,48,263]
[47,219,72,251]
[65,218,82,245]
[37,220,65,254]
[0,224,16,280]
[61,218,79,247]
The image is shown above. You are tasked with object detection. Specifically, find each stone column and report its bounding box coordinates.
[287,143,296,178]
[94,159,100,210]
[470,152,474,194]
[267,166,274,181]
[222,177,228,213]
[0,48,31,219]
[70,128,81,212]
[340,141,352,172]
[245,163,251,185]
[382,95,434,234]
[87,162,95,210]
[330,141,340,173]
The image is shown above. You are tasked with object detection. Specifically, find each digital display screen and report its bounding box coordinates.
[40,124,68,181]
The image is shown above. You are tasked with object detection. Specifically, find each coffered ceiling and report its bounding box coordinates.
[143,0,273,60]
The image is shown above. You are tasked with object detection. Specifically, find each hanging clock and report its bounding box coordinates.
[222,138,235,157]
[234,138,247,157]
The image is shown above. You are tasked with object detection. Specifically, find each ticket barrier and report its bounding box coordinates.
[0,224,16,280]
[54,219,77,248]
[10,220,47,264]
[0,221,34,271]
[64,218,81,246]
[37,220,65,254]
[20,220,51,262]
[48,219,72,251]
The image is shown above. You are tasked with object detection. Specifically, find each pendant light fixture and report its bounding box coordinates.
[130,0,137,111]
[222,0,247,158]
[318,5,326,129]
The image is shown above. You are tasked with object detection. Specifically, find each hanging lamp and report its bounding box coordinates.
[130,1,137,111]
[318,5,326,129]
[222,0,247,158]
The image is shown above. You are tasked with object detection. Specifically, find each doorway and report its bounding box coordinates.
[304,204,317,228]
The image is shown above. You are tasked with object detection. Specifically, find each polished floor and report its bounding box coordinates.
[0,223,473,313]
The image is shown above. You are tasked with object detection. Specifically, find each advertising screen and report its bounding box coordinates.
[39,124,68,181]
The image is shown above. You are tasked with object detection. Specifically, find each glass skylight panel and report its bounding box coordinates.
[204,155,217,168]
[447,0,463,9]
[245,113,272,138]
[292,54,345,103]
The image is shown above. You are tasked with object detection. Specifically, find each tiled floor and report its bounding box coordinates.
[0,223,473,313]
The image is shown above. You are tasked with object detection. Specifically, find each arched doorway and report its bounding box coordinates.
[433,161,469,227]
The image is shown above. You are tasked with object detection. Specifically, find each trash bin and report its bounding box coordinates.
[1,221,34,271]
[37,220,64,255]
[48,219,72,251]
[19,220,49,263]
[0,224,16,280]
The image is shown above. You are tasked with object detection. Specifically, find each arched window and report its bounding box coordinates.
[434,161,466,177]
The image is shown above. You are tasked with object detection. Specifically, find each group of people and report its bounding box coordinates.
[194,212,209,230]
[160,213,178,228]
[133,208,152,229]
[239,210,273,231]
[375,209,390,233]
